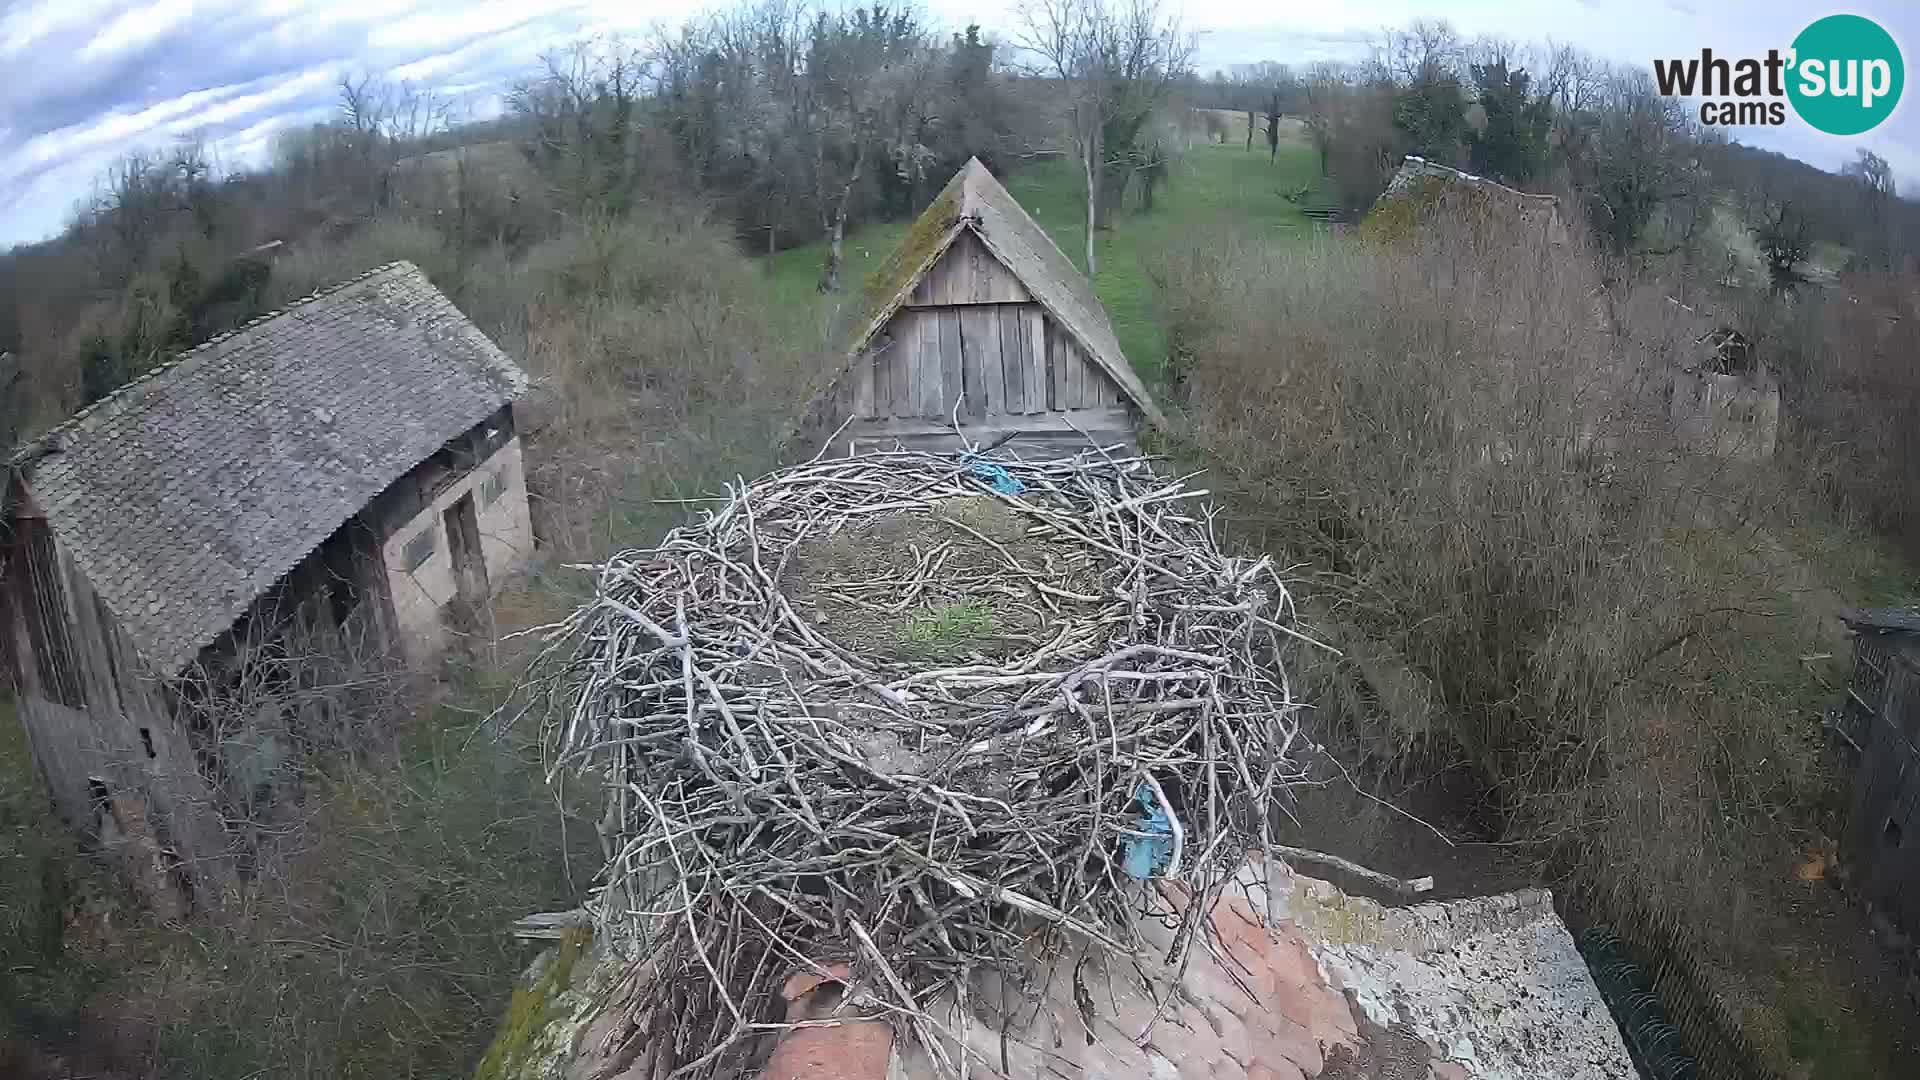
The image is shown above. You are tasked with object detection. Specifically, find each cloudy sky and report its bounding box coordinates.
[2,0,1915,248]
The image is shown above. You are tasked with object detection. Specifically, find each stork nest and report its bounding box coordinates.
[521,447,1319,1078]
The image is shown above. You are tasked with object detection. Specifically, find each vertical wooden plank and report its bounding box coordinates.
[853,347,876,419]
[1048,321,1065,411]
[998,306,1025,414]
[962,308,986,419]
[946,309,973,420]
[1026,308,1047,414]
[931,309,962,418]
[944,241,968,306]
[1074,340,1096,408]
[871,334,890,418]
[915,250,943,307]
[970,308,1003,417]
[917,309,940,418]
[1064,331,1085,408]
[970,234,990,303]
[890,311,918,417]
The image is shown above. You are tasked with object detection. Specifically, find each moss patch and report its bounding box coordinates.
[473,925,592,1080]
[854,173,965,344]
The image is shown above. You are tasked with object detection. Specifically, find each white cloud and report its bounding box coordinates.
[4,0,1919,249]
[369,0,580,50]
[178,68,339,133]
[78,0,197,60]
[7,81,248,174]
[0,0,119,55]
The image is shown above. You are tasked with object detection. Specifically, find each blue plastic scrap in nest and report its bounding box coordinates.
[1122,783,1177,879]
[963,456,1025,496]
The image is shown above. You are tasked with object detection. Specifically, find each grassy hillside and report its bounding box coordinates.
[766,137,1327,384]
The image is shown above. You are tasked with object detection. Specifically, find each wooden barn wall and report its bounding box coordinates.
[843,303,1127,424]
[4,509,232,896]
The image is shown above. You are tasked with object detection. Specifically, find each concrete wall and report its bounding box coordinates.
[380,435,533,666]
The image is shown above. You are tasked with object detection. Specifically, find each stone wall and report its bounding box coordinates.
[380,435,533,666]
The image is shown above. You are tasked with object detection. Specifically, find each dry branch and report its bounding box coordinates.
[518,447,1319,1078]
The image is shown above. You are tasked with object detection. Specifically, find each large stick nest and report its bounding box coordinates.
[523,447,1317,1078]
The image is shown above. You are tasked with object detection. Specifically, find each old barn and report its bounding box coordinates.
[804,158,1163,456]
[1,261,532,910]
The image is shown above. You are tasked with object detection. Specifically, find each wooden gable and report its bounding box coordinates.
[906,231,1032,307]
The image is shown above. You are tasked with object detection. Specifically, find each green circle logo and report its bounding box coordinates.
[1788,14,1904,135]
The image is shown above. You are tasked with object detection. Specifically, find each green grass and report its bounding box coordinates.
[765,138,1327,385]
[903,599,997,660]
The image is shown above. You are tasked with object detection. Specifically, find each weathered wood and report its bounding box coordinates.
[907,232,1032,307]
[1050,323,1074,409]
[1026,308,1047,416]
[872,341,891,419]
[944,309,971,419]
[995,306,1023,414]
[887,313,917,417]
[961,312,986,419]
[844,406,1139,457]
[990,309,1021,418]
[848,406,1133,437]
[931,309,962,418]
[853,345,876,419]
[1072,331,1091,407]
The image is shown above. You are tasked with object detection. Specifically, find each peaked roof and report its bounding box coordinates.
[847,158,1164,426]
[12,261,528,674]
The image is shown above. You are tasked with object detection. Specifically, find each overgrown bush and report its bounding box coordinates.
[1160,205,1842,955]
[148,680,598,1080]
[1750,271,1920,563]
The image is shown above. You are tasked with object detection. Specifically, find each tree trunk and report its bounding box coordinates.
[819,140,868,294]
[1084,124,1099,276]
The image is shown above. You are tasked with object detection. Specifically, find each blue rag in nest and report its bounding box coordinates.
[1122,783,1176,879]
[963,457,1025,496]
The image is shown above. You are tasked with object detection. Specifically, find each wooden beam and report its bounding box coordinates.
[996,305,1024,415]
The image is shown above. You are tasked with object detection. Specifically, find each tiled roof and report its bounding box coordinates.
[15,262,527,674]
[844,158,1164,426]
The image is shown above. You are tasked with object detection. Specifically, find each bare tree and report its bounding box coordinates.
[1016,0,1191,274]
[337,74,448,213]
[1382,18,1461,85]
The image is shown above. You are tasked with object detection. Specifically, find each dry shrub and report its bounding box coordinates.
[1755,270,1920,562]
[498,210,831,561]
[1162,207,1838,950]
[260,218,457,307]
[147,682,598,1080]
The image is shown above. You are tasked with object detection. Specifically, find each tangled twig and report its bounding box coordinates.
[520,447,1318,1077]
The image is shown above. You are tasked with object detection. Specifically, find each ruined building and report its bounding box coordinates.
[1,261,532,910]
[1669,326,1780,460]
